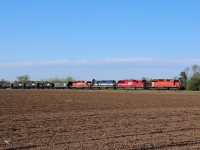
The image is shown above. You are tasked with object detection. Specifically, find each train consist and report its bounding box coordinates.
[0,79,183,90]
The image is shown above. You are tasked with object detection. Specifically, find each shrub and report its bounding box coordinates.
[186,75,200,91]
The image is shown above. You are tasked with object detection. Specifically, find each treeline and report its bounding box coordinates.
[179,64,200,91]
[0,75,75,84]
[40,76,74,83]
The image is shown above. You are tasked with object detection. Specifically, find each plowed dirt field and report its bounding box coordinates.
[0,90,200,150]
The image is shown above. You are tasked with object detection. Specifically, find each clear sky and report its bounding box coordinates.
[0,0,200,81]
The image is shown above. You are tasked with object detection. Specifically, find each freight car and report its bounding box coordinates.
[92,79,117,89]
[0,81,11,89]
[117,79,147,90]
[24,81,39,89]
[0,82,2,89]
[37,82,54,89]
[54,82,70,89]
[70,81,92,89]
[11,82,24,89]
[149,79,182,90]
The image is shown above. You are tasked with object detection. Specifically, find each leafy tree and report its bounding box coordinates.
[0,79,9,84]
[16,74,30,83]
[186,75,200,91]
[141,77,152,86]
[65,76,74,82]
[179,71,188,89]
[141,77,152,81]
[42,76,75,83]
[92,79,96,85]
[42,77,66,83]
[196,72,200,76]
[0,79,7,82]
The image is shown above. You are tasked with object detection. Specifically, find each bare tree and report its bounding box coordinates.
[192,64,200,76]
[183,67,190,77]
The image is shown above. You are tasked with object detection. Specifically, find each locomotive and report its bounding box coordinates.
[117,79,147,90]
[70,80,91,89]
[149,79,182,90]
[91,79,117,89]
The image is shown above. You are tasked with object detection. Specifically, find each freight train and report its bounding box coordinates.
[0,79,183,90]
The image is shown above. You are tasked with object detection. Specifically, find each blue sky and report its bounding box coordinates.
[0,0,200,81]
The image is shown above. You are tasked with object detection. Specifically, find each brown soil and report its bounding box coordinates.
[0,90,200,150]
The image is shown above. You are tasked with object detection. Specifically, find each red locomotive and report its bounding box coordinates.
[117,79,147,89]
[149,79,182,90]
[70,80,92,89]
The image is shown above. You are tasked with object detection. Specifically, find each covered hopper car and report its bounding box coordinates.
[54,82,70,89]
